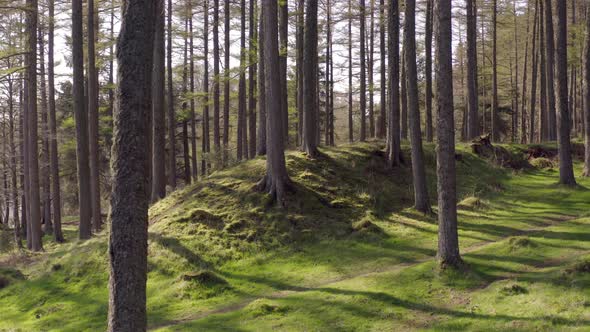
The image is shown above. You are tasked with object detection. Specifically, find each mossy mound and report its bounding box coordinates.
[471,134,530,169]
[246,299,289,317]
[566,258,590,274]
[0,267,24,289]
[457,196,484,210]
[508,236,536,250]
[530,157,554,169]
[500,284,528,295]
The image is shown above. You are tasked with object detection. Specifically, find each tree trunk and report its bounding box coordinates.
[491,0,499,142]
[189,0,198,178]
[202,0,210,175]
[213,0,221,160]
[555,0,576,185]
[400,50,408,140]
[368,0,375,138]
[302,0,319,157]
[258,0,291,206]
[520,1,531,144]
[359,0,367,142]
[424,0,433,142]
[377,0,386,139]
[387,0,401,167]
[257,3,267,156]
[48,0,62,241]
[107,0,155,329]
[88,0,101,232]
[39,21,52,236]
[544,0,557,141]
[296,0,304,145]
[539,2,547,143]
[223,0,230,163]
[237,0,247,160]
[583,3,590,176]
[512,0,519,143]
[405,0,430,213]
[529,0,539,143]
[248,0,257,158]
[348,0,354,143]
[436,0,462,268]
[325,0,332,146]
[182,17,191,184]
[279,0,289,145]
[72,0,91,241]
[466,0,479,139]
[152,0,167,201]
[167,0,177,188]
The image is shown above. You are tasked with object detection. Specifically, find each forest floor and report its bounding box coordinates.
[1,142,590,331]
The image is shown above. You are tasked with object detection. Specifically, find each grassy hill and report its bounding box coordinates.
[1,142,589,331]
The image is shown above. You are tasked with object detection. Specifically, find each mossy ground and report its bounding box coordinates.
[1,142,589,331]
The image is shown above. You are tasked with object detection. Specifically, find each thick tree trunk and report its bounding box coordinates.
[386,0,401,167]
[555,0,576,185]
[257,3,267,156]
[152,0,167,201]
[539,3,547,143]
[436,0,462,269]
[302,0,319,157]
[405,0,430,213]
[258,0,291,206]
[512,0,519,143]
[520,1,531,144]
[107,0,155,329]
[72,0,91,241]
[88,0,101,232]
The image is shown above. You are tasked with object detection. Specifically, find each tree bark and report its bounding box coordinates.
[237,0,247,160]
[213,0,221,161]
[491,0,499,141]
[189,0,198,178]
[529,0,539,143]
[424,0,433,142]
[405,0,430,213]
[466,0,479,139]
[359,0,367,142]
[302,0,319,157]
[202,0,210,175]
[38,21,52,235]
[72,0,91,241]
[377,0,386,139]
[257,3,267,156]
[152,0,167,201]
[88,0,101,232]
[348,0,354,143]
[248,0,257,158]
[584,4,590,177]
[107,0,155,329]
[48,0,62,241]
[436,0,462,268]
[555,0,576,185]
[386,0,401,167]
[368,0,375,138]
[167,0,177,188]
[258,0,291,206]
[279,0,289,144]
[223,0,230,163]
[544,0,557,141]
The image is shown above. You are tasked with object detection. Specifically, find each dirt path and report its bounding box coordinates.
[148,215,579,331]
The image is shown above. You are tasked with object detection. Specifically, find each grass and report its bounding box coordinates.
[0,141,589,331]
